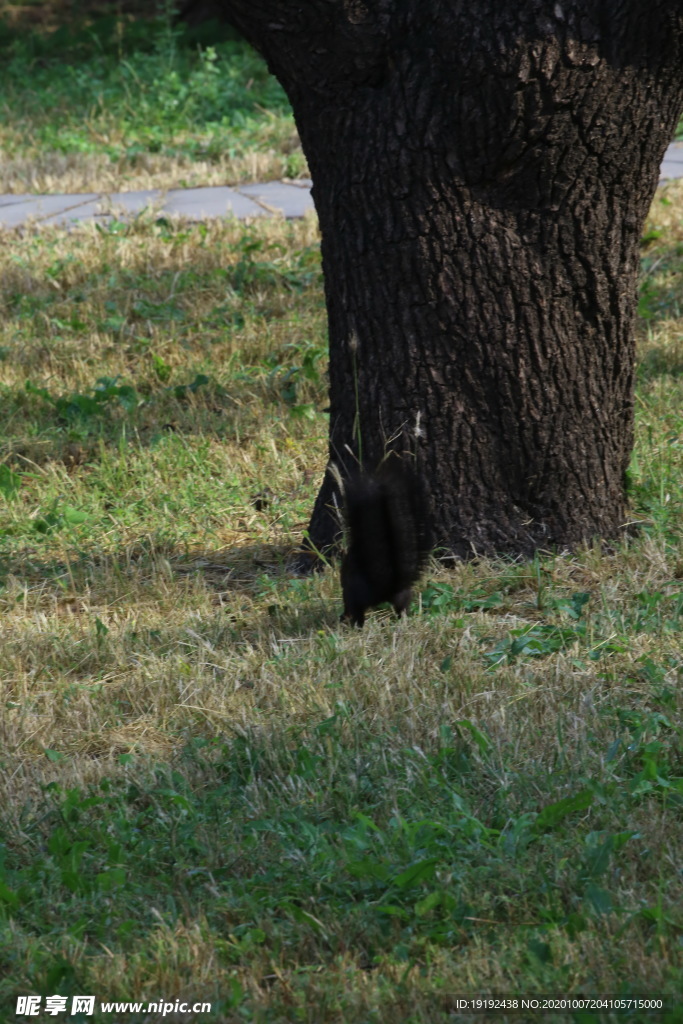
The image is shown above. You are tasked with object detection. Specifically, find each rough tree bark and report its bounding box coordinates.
[222,0,683,557]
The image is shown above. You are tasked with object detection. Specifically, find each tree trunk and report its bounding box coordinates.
[224,1,683,557]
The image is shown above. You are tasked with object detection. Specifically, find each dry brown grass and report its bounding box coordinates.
[0,134,307,196]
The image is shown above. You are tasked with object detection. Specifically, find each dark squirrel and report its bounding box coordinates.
[340,462,431,627]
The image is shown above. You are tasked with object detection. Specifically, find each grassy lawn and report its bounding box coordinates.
[0,201,679,1023]
[0,4,305,193]
[0,9,682,1024]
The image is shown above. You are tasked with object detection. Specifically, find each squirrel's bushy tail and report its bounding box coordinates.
[340,462,430,626]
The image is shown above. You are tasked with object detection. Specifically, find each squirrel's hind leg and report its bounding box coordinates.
[391,588,413,617]
[340,607,365,628]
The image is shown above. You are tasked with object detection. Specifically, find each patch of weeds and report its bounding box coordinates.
[601,704,683,803]
[0,464,22,500]
[539,590,591,619]
[151,354,172,383]
[480,619,617,669]
[420,581,504,614]
[130,297,186,325]
[25,377,139,425]
[32,500,89,536]
[477,583,682,669]
[601,587,683,637]
[265,339,326,417]
[168,372,211,401]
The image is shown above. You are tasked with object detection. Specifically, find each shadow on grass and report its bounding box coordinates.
[0,363,325,469]
[0,538,304,585]
[636,342,683,382]
[0,538,339,639]
[0,381,241,458]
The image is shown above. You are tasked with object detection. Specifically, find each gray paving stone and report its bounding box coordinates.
[0,193,99,227]
[163,186,267,220]
[103,190,164,215]
[660,141,683,181]
[42,201,110,226]
[0,194,32,207]
[237,180,315,218]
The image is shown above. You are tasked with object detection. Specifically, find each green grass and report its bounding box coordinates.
[0,30,681,1019]
[0,6,305,193]
[0,201,680,1021]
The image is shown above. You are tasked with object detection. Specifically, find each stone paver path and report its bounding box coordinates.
[1,142,682,229]
[0,179,313,229]
[659,141,683,182]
